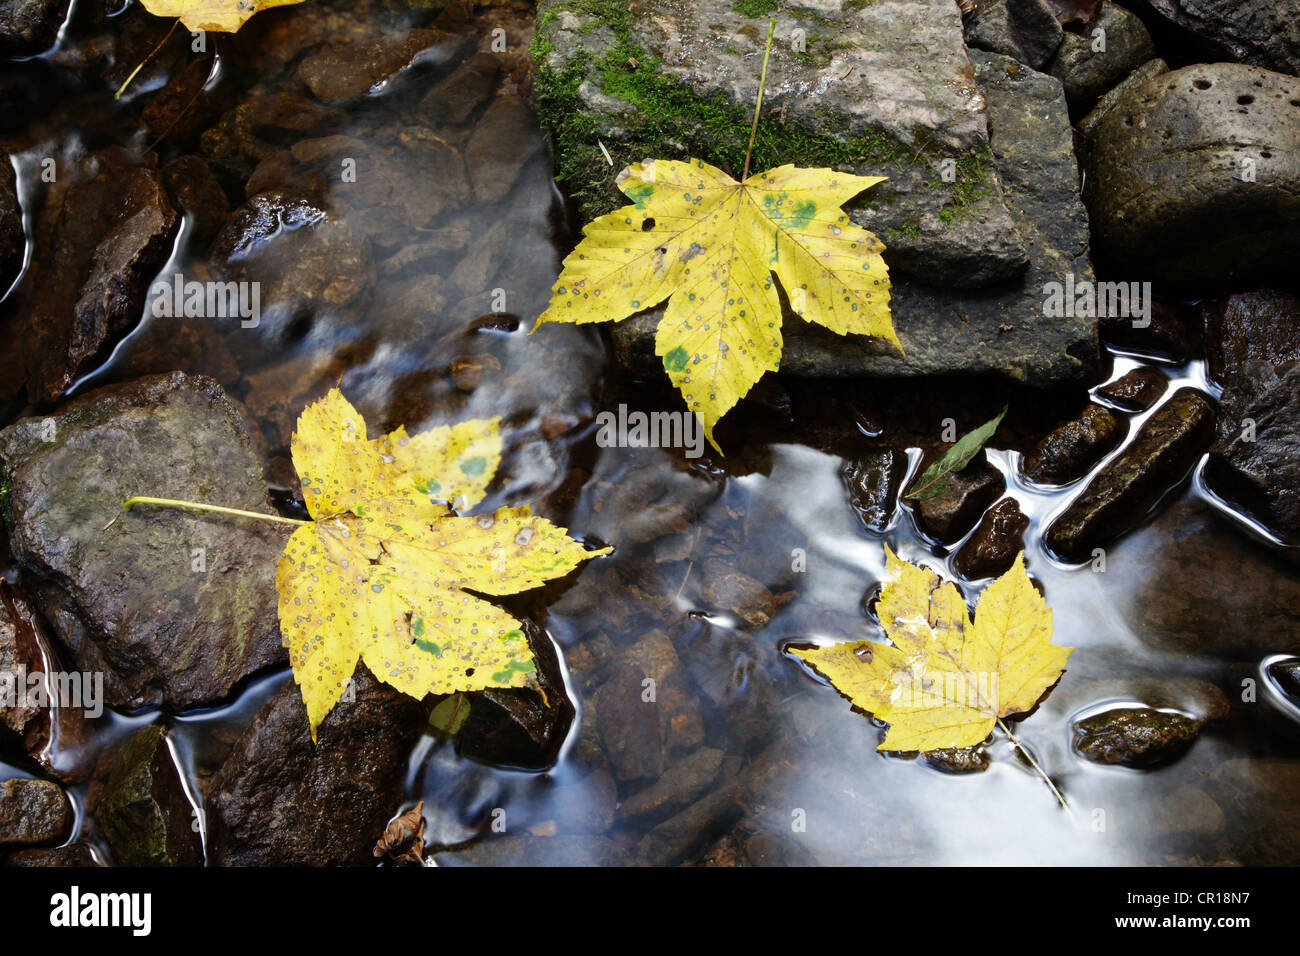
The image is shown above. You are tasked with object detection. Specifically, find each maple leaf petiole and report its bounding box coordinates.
[997,717,1073,817]
[741,17,778,181]
[119,496,309,527]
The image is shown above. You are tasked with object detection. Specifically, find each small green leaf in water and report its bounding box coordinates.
[905,406,1007,501]
[429,693,472,738]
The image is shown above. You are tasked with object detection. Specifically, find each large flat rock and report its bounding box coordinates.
[535,0,1030,289]
[607,51,1099,385]
[0,372,288,711]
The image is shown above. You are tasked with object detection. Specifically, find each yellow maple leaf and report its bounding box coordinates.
[277,389,610,740]
[535,159,899,450]
[138,0,305,33]
[791,548,1072,751]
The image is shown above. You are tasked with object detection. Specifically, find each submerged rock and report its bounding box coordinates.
[1138,0,1300,76]
[0,778,71,847]
[210,190,375,343]
[953,497,1030,580]
[437,833,632,866]
[1073,706,1201,766]
[1044,388,1216,562]
[207,666,424,866]
[1020,403,1124,485]
[965,0,1064,70]
[910,453,1005,544]
[620,747,726,821]
[0,372,288,710]
[294,27,469,102]
[1084,63,1300,290]
[21,150,179,401]
[1205,361,1300,543]
[1095,366,1168,412]
[1048,3,1155,117]
[94,725,203,867]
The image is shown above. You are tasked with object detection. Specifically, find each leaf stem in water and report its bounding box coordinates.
[998,717,1073,816]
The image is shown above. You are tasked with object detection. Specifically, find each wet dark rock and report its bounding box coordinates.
[465,95,542,203]
[910,453,1005,544]
[454,622,574,771]
[4,841,103,866]
[94,725,202,866]
[1073,706,1201,766]
[162,155,229,247]
[1137,0,1300,76]
[0,153,21,294]
[1048,3,1155,118]
[1044,388,1216,562]
[1084,63,1300,291]
[966,0,1065,69]
[0,590,43,741]
[620,747,725,821]
[1205,361,1300,543]
[1077,57,1167,145]
[21,150,179,401]
[841,448,905,534]
[1202,289,1300,387]
[1268,658,1300,703]
[0,372,289,710]
[1095,366,1168,412]
[1101,299,1201,363]
[922,747,991,774]
[436,834,631,866]
[953,497,1030,580]
[420,52,500,127]
[210,190,375,340]
[0,0,67,57]
[295,28,469,102]
[201,91,345,180]
[608,48,1098,386]
[0,778,71,847]
[1021,403,1124,485]
[591,662,663,783]
[0,585,96,783]
[207,666,425,866]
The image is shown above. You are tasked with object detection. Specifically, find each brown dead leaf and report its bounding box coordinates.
[374,801,426,865]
